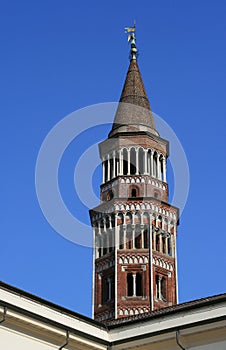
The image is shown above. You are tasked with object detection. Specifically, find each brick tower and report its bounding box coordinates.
[90,28,179,323]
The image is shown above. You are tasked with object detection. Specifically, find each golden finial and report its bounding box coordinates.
[125,21,137,60]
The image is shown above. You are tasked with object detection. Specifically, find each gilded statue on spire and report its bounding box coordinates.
[125,21,137,60]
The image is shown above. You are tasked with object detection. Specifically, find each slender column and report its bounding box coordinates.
[163,157,167,182]
[100,236,103,257]
[151,150,154,177]
[165,236,169,255]
[106,155,110,181]
[106,233,109,254]
[127,148,131,175]
[153,231,156,251]
[115,214,119,250]
[123,226,126,249]
[133,274,136,297]
[113,151,116,178]
[102,159,105,184]
[159,233,163,253]
[158,277,162,299]
[135,148,139,175]
[95,233,99,258]
[132,226,135,249]
[157,154,161,180]
[119,149,123,175]
[144,149,148,174]
[141,227,144,249]
[98,274,102,306]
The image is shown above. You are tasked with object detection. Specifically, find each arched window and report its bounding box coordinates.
[167,236,171,256]
[143,225,149,248]
[119,226,124,249]
[117,213,124,226]
[123,148,128,175]
[134,211,141,224]
[132,188,137,197]
[130,186,139,198]
[103,234,107,255]
[156,235,160,251]
[157,215,162,229]
[152,214,156,226]
[127,273,133,296]
[115,151,119,177]
[143,212,149,225]
[97,236,101,258]
[107,190,114,201]
[136,273,143,296]
[110,157,113,180]
[135,224,142,249]
[161,277,167,301]
[147,149,152,175]
[125,212,132,224]
[126,224,132,249]
[162,237,166,254]
[130,147,136,175]
[102,277,109,303]
[138,148,144,174]
[160,155,164,181]
[153,152,158,178]
[108,231,113,253]
[156,275,167,301]
[104,159,108,182]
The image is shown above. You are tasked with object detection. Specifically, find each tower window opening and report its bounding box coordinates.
[102,277,109,303]
[156,275,167,301]
[156,235,160,251]
[119,226,124,249]
[132,189,137,197]
[136,273,143,296]
[110,158,113,180]
[126,225,132,249]
[123,149,128,175]
[130,147,136,175]
[161,277,167,301]
[115,153,119,177]
[135,225,142,249]
[103,234,107,255]
[108,231,113,253]
[143,226,149,248]
[147,149,152,175]
[127,273,133,296]
[160,156,164,181]
[162,237,166,254]
[167,237,171,256]
[154,192,158,199]
[138,148,144,174]
[153,152,157,178]
[97,237,102,258]
[104,160,108,182]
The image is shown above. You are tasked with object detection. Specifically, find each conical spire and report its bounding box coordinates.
[109,28,159,138]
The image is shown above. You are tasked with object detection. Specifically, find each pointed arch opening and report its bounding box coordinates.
[130,147,136,175]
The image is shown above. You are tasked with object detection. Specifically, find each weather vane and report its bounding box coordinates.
[124,21,137,60]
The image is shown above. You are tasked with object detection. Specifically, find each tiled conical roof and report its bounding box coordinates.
[109,59,159,137]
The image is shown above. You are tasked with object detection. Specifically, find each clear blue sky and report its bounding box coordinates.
[0,0,225,317]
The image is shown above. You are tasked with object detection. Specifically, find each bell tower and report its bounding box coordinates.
[90,27,179,323]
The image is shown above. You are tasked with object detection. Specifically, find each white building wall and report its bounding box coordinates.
[0,327,55,350]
